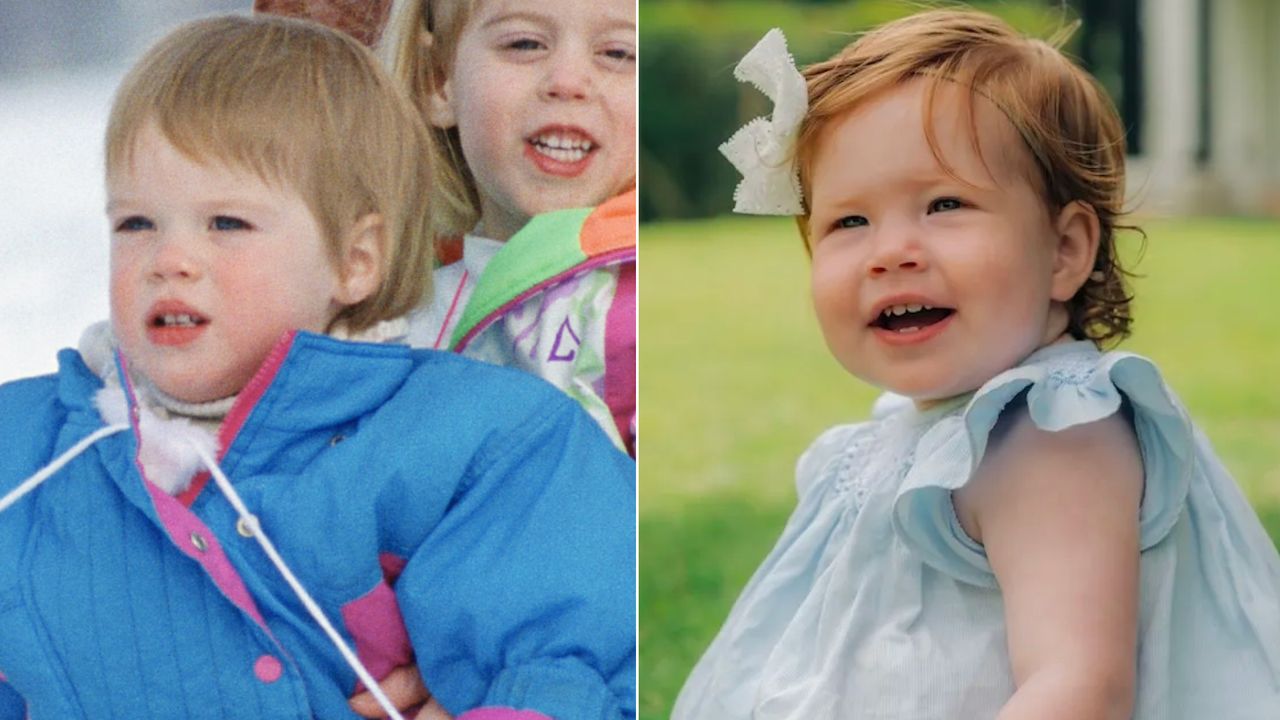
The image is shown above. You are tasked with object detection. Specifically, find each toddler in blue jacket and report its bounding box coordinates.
[0,15,635,720]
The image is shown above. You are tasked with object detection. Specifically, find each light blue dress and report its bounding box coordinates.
[673,341,1280,719]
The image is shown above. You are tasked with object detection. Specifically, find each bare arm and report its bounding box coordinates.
[953,407,1143,720]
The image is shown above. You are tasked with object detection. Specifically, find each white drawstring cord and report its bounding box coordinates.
[189,443,407,720]
[1,422,406,718]
[0,423,130,514]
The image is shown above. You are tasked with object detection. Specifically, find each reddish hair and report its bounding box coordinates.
[794,9,1136,345]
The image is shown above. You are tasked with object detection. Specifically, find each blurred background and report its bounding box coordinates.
[639,1,1280,718]
[641,0,1280,221]
[0,1,247,384]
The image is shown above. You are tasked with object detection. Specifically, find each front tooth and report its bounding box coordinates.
[542,146,587,162]
[891,305,908,316]
[906,303,922,313]
[163,314,177,326]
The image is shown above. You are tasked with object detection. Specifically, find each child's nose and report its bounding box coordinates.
[539,51,592,101]
[869,257,923,275]
[148,233,202,282]
[867,226,926,276]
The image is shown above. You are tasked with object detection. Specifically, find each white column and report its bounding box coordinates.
[1210,0,1275,214]
[1135,0,1202,215]
[1265,0,1280,214]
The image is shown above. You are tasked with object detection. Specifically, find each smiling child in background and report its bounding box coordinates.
[382,0,637,456]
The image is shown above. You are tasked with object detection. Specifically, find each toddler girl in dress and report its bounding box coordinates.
[674,9,1280,719]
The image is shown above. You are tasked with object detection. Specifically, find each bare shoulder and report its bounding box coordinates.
[954,399,1144,545]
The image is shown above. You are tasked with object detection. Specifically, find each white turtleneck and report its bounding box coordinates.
[76,316,409,494]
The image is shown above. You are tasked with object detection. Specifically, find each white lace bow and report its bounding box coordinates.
[719,28,807,215]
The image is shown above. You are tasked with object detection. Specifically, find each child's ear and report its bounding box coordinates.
[1049,200,1101,302]
[334,213,385,306]
[420,31,456,129]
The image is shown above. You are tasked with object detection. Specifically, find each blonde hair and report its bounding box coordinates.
[795,9,1135,346]
[106,14,435,331]
[380,0,481,237]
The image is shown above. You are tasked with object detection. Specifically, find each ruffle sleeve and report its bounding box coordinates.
[892,347,1196,587]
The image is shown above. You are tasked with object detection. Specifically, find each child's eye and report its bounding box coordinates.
[114,215,153,233]
[928,197,965,213]
[833,215,869,230]
[210,216,252,231]
[600,45,637,66]
[503,36,546,52]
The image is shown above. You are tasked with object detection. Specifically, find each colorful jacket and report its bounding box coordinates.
[449,192,636,456]
[0,332,636,720]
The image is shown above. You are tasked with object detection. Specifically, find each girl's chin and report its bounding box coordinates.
[145,373,238,406]
[882,384,979,411]
[871,367,995,410]
[911,394,967,411]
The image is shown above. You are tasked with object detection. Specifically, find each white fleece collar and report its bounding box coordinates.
[93,384,219,495]
[77,317,410,495]
[78,321,221,494]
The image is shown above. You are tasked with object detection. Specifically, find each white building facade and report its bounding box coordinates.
[1137,0,1280,216]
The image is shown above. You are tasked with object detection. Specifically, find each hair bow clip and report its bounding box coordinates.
[719,28,807,215]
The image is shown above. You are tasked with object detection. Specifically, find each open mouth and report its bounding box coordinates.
[151,312,208,329]
[145,304,211,346]
[871,303,955,334]
[527,128,597,165]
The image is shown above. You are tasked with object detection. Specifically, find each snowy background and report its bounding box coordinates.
[0,1,247,384]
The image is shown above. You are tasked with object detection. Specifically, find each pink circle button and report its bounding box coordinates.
[254,654,283,683]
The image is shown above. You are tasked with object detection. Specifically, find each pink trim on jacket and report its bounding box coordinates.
[178,332,298,506]
[340,580,414,692]
[143,482,271,628]
[116,356,273,632]
[379,551,408,584]
[452,248,634,351]
[603,261,636,455]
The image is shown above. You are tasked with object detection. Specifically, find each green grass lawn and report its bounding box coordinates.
[637,215,1280,719]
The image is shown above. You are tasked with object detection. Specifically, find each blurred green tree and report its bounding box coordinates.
[639,1,1110,222]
